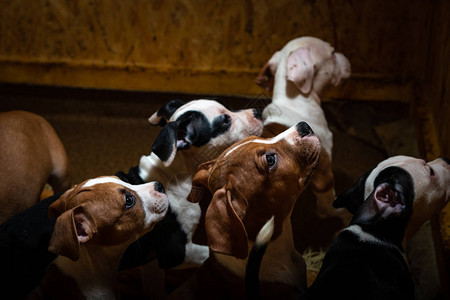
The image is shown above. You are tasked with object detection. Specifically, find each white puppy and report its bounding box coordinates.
[257,36,351,220]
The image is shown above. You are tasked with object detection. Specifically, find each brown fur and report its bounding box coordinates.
[0,110,71,224]
[173,124,321,299]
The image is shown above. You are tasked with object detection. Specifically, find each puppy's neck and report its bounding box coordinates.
[139,152,195,185]
[214,218,305,289]
[54,244,128,299]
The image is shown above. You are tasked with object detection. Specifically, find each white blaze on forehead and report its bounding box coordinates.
[82,177,160,226]
[171,99,226,121]
[224,125,297,157]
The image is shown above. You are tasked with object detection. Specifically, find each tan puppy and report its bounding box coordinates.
[0,110,71,224]
[27,176,168,299]
[256,37,351,221]
[170,122,321,299]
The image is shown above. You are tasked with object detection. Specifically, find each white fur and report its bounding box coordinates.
[225,124,299,157]
[82,176,168,227]
[138,100,263,266]
[255,216,275,246]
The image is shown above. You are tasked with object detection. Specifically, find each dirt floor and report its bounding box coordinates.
[1,83,442,299]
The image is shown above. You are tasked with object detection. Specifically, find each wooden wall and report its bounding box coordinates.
[0,0,447,153]
[0,0,436,102]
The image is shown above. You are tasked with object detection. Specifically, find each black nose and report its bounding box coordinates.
[252,108,262,120]
[154,182,165,194]
[441,157,450,165]
[296,121,314,137]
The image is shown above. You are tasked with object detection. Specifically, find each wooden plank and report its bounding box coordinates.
[0,0,433,100]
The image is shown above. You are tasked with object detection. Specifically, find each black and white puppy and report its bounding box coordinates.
[299,166,415,299]
[117,99,264,270]
[246,166,416,300]
[333,156,450,241]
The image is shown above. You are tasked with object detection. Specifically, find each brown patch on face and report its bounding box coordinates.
[50,182,146,247]
[192,129,321,258]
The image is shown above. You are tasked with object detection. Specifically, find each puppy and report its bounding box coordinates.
[26,176,168,299]
[0,99,263,297]
[247,166,416,300]
[333,156,450,299]
[333,156,450,241]
[119,99,264,270]
[170,122,321,299]
[0,110,71,224]
[256,36,351,221]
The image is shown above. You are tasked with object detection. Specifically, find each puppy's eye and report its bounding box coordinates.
[265,153,278,169]
[125,194,136,209]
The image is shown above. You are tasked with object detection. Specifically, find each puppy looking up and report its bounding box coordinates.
[120,99,264,269]
[170,122,321,299]
[247,166,416,300]
[334,156,450,241]
[0,110,71,224]
[26,176,168,299]
[256,36,351,221]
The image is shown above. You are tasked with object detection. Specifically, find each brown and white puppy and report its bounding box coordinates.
[0,110,71,224]
[256,37,351,221]
[169,122,321,299]
[27,176,168,299]
[121,99,263,269]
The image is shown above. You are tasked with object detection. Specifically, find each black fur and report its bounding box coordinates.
[245,243,270,300]
[299,166,415,299]
[0,193,60,298]
[333,167,373,213]
[152,99,185,126]
[151,122,179,162]
[117,167,188,270]
[299,229,414,300]
[151,110,233,163]
[245,165,416,300]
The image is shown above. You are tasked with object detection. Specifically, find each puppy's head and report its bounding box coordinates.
[256,36,351,95]
[188,122,321,259]
[148,99,264,167]
[334,156,450,240]
[349,167,414,245]
[48,176,168,261]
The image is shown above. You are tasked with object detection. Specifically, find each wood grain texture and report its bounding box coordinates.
[0,0,434,100]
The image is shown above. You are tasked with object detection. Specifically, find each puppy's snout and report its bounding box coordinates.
[441,157,450,165]
[154,182,165,194]
[296,121,314,137]
[252,108,262,120]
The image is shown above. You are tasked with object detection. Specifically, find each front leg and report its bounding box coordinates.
[311,149,350,224]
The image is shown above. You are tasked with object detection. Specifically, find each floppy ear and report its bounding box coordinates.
[333,168,373,214]
[188,160,215,245]
[286,47,315,94]
[148,99,185,126]
[187,160,215,204]
[151,122,179,167]
[255,51,281,92]
[205,185,249,259]
[332,52,351,86]
[48,205,96,261]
